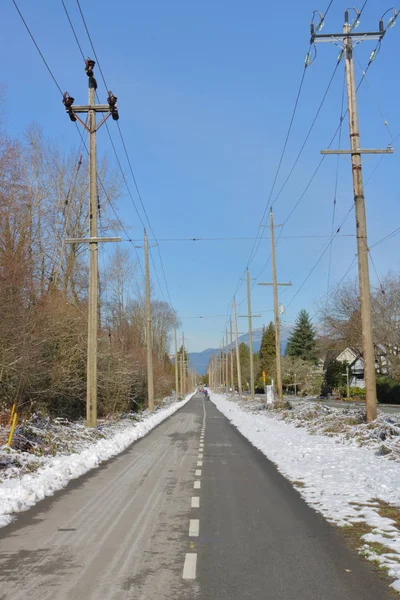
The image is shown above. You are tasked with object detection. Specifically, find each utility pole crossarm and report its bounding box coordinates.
[257,283,292,287]
[65,237,121,244]
[321,148,394,155]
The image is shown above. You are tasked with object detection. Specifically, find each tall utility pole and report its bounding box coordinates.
[182,332,186,396]
[174,315,179,397]
[63,59,120,427]
[225,328,229,392]
[220,343,223,391]
[233,297,243,396]
[144,230,154,411]
[179,348,184,396]
[239,271,261,399]
[311,9,396,421]
[230,318,234,391]
[258,209,291,402]
[247,271,254,398]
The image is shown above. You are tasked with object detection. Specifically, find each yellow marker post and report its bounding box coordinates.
[262,371,266,385]
[7,412,17,448]
[9,403,16,426]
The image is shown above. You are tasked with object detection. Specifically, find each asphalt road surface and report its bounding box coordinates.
[0,394,393,599]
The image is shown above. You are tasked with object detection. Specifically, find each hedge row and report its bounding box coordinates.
[376,376,400,405]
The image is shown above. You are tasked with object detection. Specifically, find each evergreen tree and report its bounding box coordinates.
[286,309,317,363]
[259,323,275,368]
[258,322,276,382]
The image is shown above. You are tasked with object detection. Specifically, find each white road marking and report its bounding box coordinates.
[197,460,202,466]
[194,480,201,489]
[198,454,203,460]
[183,553,197,579]
[195,469,202,476]
[189,519,200,537]
[191,496,200,508]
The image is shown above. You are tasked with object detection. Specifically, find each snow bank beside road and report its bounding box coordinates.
[0,394,193,528]
[211,392,400,592]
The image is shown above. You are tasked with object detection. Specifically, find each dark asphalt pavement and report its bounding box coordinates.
[0,394,394,599]
[197,396,393,599]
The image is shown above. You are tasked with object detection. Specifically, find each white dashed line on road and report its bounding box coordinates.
[191,496,200,508]
[195,469,202,476]
[183,553,197,579]
[189,519,200,537]
[194,480,201,489]
[197,460,202,467]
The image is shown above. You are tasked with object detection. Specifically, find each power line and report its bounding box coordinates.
[253,40,387,287]
[62,0,172,303]
[70,0,174,307]
[271,60,341,209]
[283,203,355,313]
[118,234,355,243]
[75,0,109,91]
[12,0,63,96]
[61,0,85,61]
[326,70,345,299]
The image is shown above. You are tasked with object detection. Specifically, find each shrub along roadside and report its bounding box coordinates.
[376,376,400,405]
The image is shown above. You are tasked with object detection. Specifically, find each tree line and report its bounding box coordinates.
[0,118,177,420]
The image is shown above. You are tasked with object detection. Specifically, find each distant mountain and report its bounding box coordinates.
[188,326,290,375]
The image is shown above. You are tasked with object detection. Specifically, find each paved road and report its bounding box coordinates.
[0,395,393,599]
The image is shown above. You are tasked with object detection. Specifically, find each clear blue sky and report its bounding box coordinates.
[3,0,400,352]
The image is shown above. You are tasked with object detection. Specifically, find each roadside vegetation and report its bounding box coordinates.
[0,113,180,425]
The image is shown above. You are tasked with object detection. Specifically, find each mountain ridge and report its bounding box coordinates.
[188,327,290,375]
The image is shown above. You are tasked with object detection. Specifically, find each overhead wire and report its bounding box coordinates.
[326,70,346,299]
[252,35,388,295]
[11,0,63,96]
[71,0,174,307]
[225,0,343,323]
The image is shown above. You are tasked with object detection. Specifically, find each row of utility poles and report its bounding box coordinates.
[209,10,396,423]
[208,208,288,403]
[173,324,196,397]
[63,9,396,426]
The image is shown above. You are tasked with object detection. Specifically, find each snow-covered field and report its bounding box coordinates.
[211,392,400,592]
[0,394,193,528]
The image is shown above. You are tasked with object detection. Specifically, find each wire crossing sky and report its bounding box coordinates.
[3,0,400,351]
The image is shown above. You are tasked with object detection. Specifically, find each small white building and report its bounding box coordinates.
[336,346,388,389]
[336,348,365,389]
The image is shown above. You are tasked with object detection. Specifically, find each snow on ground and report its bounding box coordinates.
[211,392,400,592]
[0,394,193,528]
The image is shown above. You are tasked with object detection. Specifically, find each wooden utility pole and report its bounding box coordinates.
[258,209,291,402]
[179,349,184,396]
[230,317,234,391]
[63,60,121,427]
[174,315,179,397]
[247,271,254,398]
[343,16,376,421]
[87,73,98,426]
[311,10,396,421]
[225,328,229,392]
[233,297,243,396]
[144,230,154,411]
[239,271,261,399]
[182,332,186,395]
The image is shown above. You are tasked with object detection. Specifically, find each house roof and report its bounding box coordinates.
[336,347,358,363]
